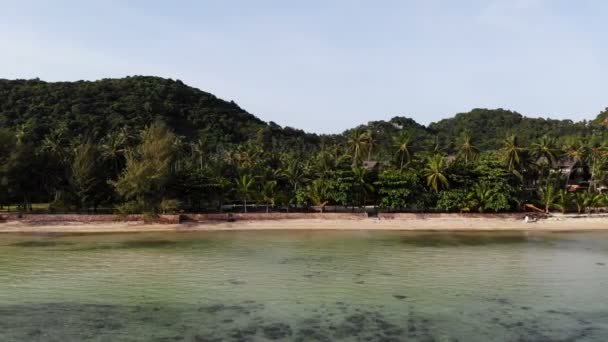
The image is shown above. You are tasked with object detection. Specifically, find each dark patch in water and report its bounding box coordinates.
[278,256,334,264]
[121,239,178,248]
[400,233,530,247]
[0,300,606,341]
[393,295,407,300]
[262,323,292,339]
[10,240,74,248]
[230,326,258,340]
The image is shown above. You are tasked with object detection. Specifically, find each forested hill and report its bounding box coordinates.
[0,76,605,155]
[428,108,599,151]
[0,76,321,153]
[1,76,607,214]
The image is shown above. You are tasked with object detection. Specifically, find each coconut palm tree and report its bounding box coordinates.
[587,141,607,192]
[456,132,479,164]
[562,139,586,163]
[529,135,559,184]
[281,159,308,196]
[260,180,277,213]
[583,191,604,214]
[347,129,369,166]
[572,192,586,214]
[554,189,572,214]
[366,130,376,161]
[393,132,412,171]
[352,166,374,208]
[424,154,449,192]
[538,183,559,213]
[189,137,207,170]
[501,134,526,175]
[467,182,494,213]
[307,179,330,212]
[234,175,255,213]
[101,130,127,175]
[530,135,559,166]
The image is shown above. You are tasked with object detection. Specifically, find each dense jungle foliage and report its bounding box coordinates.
[1,76,608,215]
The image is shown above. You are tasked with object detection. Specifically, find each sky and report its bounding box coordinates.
[1,0,606,134]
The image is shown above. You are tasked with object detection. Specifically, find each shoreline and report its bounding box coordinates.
[1,216,608,233]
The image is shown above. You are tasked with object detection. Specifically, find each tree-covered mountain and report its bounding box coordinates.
[1,76,607,215]
[428,108,597,151]
[0,76,322,153]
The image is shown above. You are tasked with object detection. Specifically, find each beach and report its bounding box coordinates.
[1,215,608,233]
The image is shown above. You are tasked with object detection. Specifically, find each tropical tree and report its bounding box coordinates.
[234,175,255,213]
[281,159,309,208]
[307,179,330,212]
[260,180,277,213]
[456,132,479,164]
[347,129,369,165]
[425,154,449,192]
[554,190,572,214]
[70,143,104,211]
[530,135,559,183]
[467,182,493,213]
[113,122,178,214]
[538,183,559,213]
[189,137,208,170]
[376,169,425,211]
[530,135,559,166]
[501,134,525,175]
[351,166,374,207]
[393,132,412,170]
[587,140,607,192]
[582,192,604,214]
[366,130,377,161]
[101,129,128,176]
[562,139,586,163]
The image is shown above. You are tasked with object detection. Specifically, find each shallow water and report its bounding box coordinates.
[0,230,607,341]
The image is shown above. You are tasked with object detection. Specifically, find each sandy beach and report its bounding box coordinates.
[1,216,608,233]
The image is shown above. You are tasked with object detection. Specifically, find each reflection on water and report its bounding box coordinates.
[0,230,607,341]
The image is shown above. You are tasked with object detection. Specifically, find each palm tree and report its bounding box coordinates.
[101,130,127,175]
[501,134,525,175]
[467,182,496,213]
[538,183,558,213]
[260,180,277,213]
[530,135,559,166]
[234,175,255,213]
[190,138,207,170]
[529,135,559,184]
[393,132,412,171]
[583,192,604,214]
[562,139,587,190]
[352,166,374,208]
[282,159,308,196]
[307,179,330,212]
[425,154,449,192]
[572,192,586,214]
[554,189,572,214]
[562,139,586,163]
[456,132,479,164]
[587,141,607,192]
[366,130,376,161]
[347,129,369,165]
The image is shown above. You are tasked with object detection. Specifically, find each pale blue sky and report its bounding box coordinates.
[1,0,606,133]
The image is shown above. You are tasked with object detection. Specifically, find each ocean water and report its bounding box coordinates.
[0,230,607,341]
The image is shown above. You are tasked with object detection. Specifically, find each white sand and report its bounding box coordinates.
[1,216,608,233]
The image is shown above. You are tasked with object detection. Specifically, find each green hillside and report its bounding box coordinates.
[1,76,607,215]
